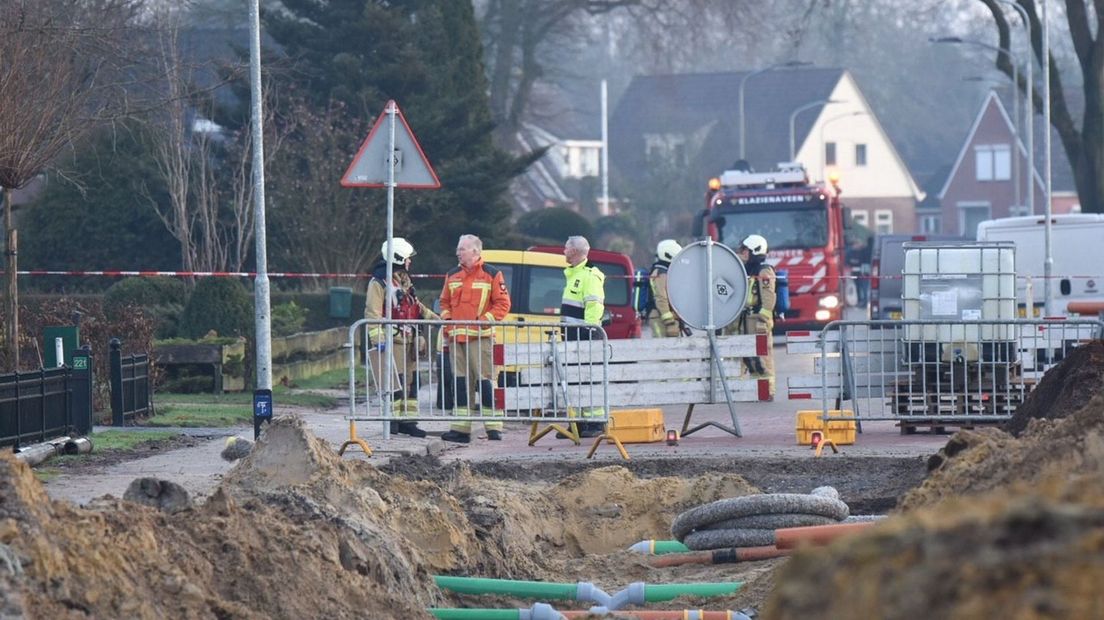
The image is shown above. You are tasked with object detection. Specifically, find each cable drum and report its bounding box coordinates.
[670,487,851,551]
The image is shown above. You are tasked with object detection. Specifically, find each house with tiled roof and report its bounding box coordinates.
[936,90,1078,237]
[609,67,924,233]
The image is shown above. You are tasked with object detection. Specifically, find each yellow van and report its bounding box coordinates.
[481,249,567,344]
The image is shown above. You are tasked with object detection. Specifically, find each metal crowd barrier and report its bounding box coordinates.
[788,318,1103,432]
[341,318,609,454]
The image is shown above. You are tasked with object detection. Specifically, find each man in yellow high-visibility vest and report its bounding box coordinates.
[561,235,605,437]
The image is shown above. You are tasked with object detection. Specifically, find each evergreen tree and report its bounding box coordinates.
[20,127,178,280]
[256,0,531,275]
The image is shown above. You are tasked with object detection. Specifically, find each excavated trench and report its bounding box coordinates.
[1,340,1102,618]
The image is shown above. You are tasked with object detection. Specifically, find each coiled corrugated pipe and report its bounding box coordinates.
[671,487,850,550]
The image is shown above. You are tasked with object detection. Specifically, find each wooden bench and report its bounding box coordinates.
[500,333,772,458]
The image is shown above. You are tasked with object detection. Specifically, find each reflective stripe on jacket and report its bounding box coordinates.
[439,258,511,342]
[650,262,677,324]
[747,263,778,323]
[561,261,605,325]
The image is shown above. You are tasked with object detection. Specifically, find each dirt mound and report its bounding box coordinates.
[4,415,777,617]
[900,391,1104,511]
[1007,338,1104,436]
[761,473,1104,619]
[0,418,436,618]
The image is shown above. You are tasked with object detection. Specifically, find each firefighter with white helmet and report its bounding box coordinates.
[650,239,684,337]
[735,233,777,398]
[365,236,438,437]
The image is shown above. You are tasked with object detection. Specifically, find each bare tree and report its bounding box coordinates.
[142,11,284,275]
[267,96,379,280]
[979,0,1103,214]
[0,0,146,369]
[481,0,653,139]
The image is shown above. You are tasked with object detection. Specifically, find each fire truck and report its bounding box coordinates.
[692,162,851,330]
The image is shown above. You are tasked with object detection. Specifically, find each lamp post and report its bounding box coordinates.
[931,36,1023,216]
[790,99,840,161]
[1042,0,1052,315]
[997,0,1035,218]
[819,111,867,182]
[739,61,811,160]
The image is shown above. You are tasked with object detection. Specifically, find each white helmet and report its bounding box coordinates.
[656,239,682,262]
[740,234,768,256]
[381,237,416,265]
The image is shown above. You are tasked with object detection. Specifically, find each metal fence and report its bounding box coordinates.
[110,339,152,426]
[788,318,1104,430]
[0,348,94,449]
[347,319,609,432]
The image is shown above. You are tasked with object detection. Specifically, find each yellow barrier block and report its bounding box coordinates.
[795,410,856,446]
[608,408,665,444]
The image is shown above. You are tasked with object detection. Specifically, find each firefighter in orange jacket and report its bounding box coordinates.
[438,234,512,443]
[364,238,438,437]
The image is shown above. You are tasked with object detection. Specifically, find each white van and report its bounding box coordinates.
[976,214,1104,316]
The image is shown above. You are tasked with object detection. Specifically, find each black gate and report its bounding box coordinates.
[0,348,94,449]
[110,339,152,426]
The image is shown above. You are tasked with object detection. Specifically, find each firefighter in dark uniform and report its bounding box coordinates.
[735,234,777,397]
[364,237,438,437]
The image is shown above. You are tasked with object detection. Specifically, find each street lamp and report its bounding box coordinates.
[790,99,841,161]
[997,0,1035,218]
[739,60,812,160]
[964,76,1021,209]
[819,111,867,182]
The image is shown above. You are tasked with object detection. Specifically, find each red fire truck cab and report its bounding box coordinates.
[693,162,852,330]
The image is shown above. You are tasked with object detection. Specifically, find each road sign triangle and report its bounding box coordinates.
[340,100,441,189]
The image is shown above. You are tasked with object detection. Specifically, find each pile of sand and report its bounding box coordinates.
[1007,339,1104,436]
[1,416,768,617]
[759,339,1104,618]
[763,473,1104,619]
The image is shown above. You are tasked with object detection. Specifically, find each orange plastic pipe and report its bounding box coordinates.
[650,546,790,568]
[561,612,739,619]
[1067,301,1104,315]
[774,521,874,549]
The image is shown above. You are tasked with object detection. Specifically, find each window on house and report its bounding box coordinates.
[855,144,867,166]
[825,142,837,165]
[852,210,869,227]
[919,214,941,234]
[975,145,1011,181]
[874,209,893,234]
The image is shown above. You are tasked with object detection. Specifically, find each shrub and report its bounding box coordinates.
[13,297,155,411]
[271,300,308,337]
[104,277,189,338]
[178,279,252,340]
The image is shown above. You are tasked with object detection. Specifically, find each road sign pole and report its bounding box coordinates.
[383,102,397,440]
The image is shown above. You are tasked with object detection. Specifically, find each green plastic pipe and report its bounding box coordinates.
[629,540,692,555]
[435,575,578,600]
[644,582,743,602]
[429,610,520,620]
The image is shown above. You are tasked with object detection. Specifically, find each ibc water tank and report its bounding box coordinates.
[902,242,1016,345]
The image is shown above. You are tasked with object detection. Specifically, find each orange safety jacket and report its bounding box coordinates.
[439,259,511,342]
